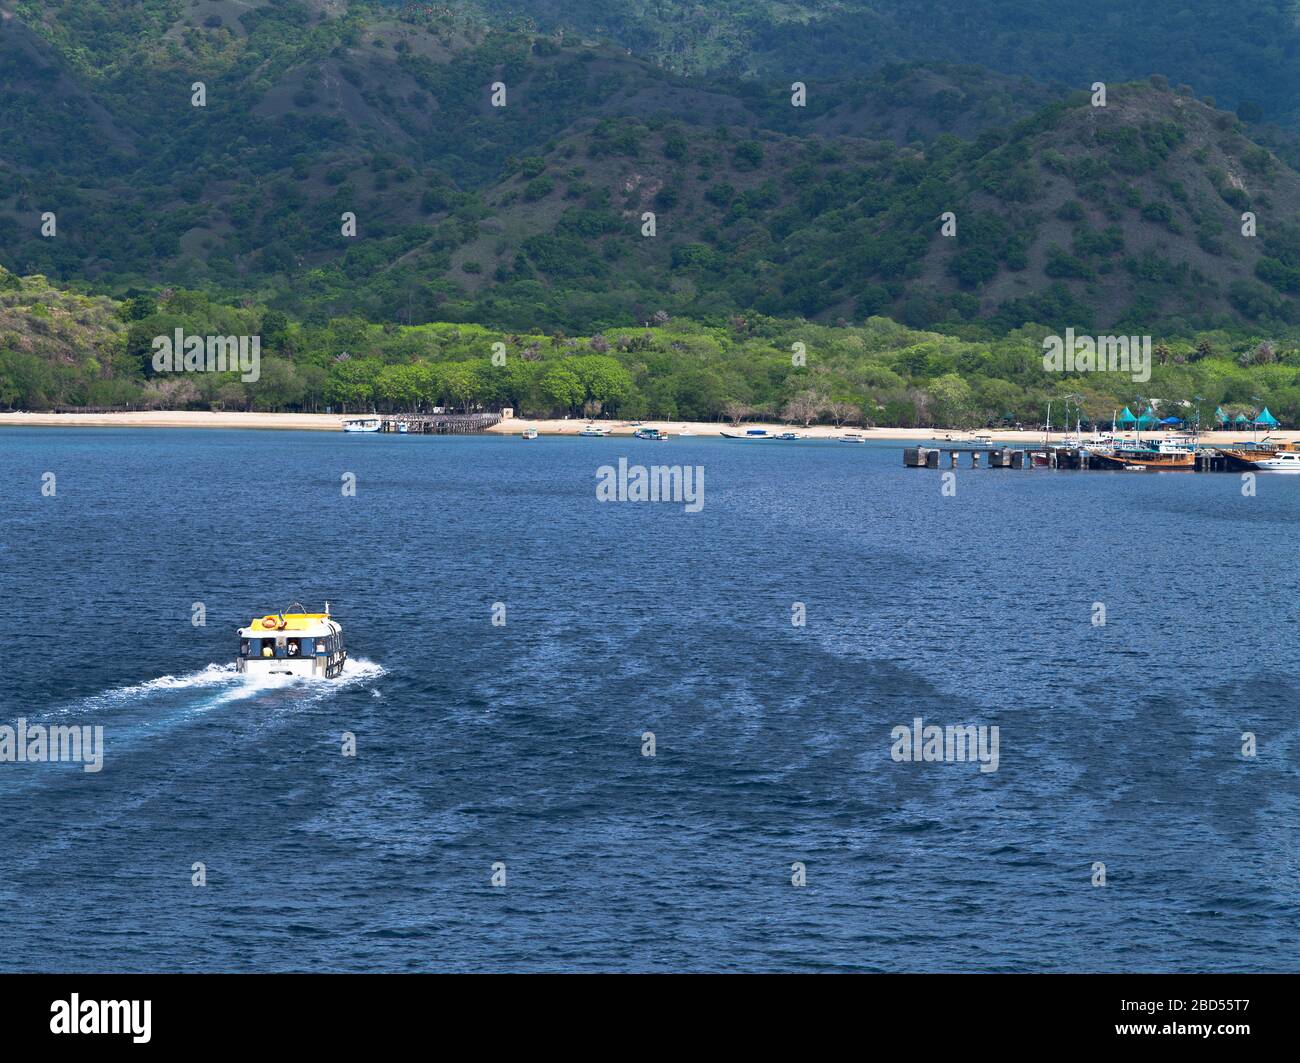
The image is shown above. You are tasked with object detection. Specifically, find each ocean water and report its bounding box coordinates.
[0,427,1297,972]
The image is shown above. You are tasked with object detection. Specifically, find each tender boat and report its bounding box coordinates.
[521,427,539,439]
[839,432,868,443]
[237,604,346,678]
[342,417,382,433]
[719,428,770,440]
[578,425,610,437]
[773,431,804,441]
[633,427,668,440]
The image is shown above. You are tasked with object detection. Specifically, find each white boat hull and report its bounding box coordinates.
[236,655,344,679]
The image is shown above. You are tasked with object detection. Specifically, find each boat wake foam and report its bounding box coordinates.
[40,657,388,721]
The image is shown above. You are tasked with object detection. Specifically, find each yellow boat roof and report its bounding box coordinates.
[243,613,335,632]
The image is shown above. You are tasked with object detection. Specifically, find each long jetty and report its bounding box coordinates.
[903,445,1229,472]
[377,413,501,434]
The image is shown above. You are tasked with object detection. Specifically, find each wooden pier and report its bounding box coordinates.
[904,446,1028,469]
[378,413,501,434]
[904,445,1229,471]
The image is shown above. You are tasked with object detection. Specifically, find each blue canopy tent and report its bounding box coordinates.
[1214,406,1229,426]
[1160,416,1183,426]
[1255,407,1280,427]
[1117,407,1137,425]
[1137,407,1160,427]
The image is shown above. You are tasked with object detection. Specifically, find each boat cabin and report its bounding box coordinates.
[237,607,346,678]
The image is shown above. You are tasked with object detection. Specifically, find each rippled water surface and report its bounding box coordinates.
[1,428,1297,971]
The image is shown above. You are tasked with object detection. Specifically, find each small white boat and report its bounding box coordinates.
[839,432,868,443]
[342,417,382,433]
[1253,451,1300,473]
[578,425,610,437]
[633,427,668,440]
[237,604,346,679]
[521,427,539,440]
[719,428,770,440]
[773,431,803,441]
[396,422,409,434]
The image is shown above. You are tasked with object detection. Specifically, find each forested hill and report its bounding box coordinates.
[1,0,1299,337]
[451,0,1300,128]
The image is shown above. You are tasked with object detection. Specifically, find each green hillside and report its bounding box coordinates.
[2,1,1299,337]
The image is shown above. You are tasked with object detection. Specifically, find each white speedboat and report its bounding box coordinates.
[578,425,610,437]
[1252,451,1300,473]
[521,427,539,439]
[839,432,868,443]
[342,417,381,433]
[237,604,346,678]
[719,428,771,440]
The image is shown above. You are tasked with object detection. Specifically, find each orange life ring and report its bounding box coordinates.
[261,615,281,629]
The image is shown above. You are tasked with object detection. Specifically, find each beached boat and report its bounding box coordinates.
[521,427,539,439]
[719,428,770,440]
[342,417,381,433]
[237,605,346,678]
[578,425,610,437]
[633,427,668,440]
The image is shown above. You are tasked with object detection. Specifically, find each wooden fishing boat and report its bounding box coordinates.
[1091,447,1196,470]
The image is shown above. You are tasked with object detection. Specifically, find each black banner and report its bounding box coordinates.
[1,973,1289,1050]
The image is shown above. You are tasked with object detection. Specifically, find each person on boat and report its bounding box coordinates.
[286,639,300,658]
[262,642,274,658]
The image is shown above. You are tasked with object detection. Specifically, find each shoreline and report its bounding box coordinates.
[1,410,1296,446]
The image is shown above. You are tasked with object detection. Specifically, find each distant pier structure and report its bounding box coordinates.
[904,445,1228,472]
[379,413,501,434]
[904,446,1027,469]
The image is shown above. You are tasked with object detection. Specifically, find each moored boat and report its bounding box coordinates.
[342,417,381,433]
[633,427,668,440]
[521,427,539,439]
[237,605,346,678]
[1250,451,1300,473]
[578,425,610,437]
[719,428,770,439]
[1090,447,1196,470]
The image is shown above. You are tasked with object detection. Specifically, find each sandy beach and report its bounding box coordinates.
[0,409,1295,446]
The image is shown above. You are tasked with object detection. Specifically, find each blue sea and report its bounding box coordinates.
[1,427,1297,972]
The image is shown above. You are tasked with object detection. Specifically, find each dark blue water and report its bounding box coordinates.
[1,427,1297,972]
